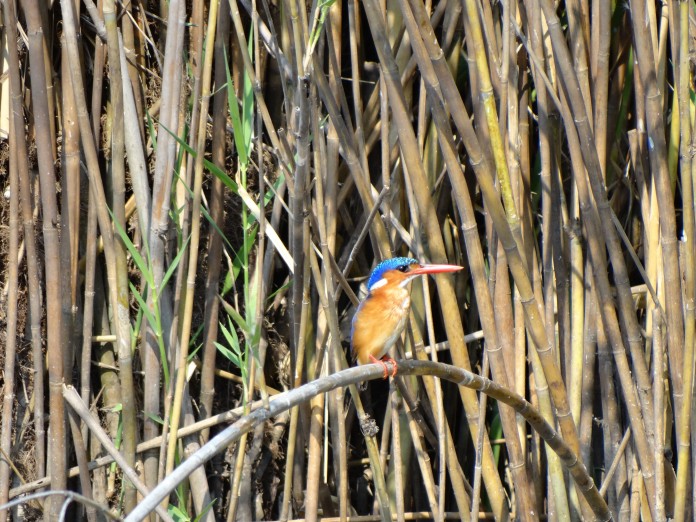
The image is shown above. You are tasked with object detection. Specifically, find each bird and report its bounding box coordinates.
[350,257,463,379]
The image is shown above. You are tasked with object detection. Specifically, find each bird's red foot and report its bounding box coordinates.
[369,354,397,379]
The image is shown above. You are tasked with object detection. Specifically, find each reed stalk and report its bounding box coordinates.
[674,1,695,518]
[19,3,66,518]
[0,86,20,522]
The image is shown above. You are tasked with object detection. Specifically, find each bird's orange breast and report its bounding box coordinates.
[351,278,412,365]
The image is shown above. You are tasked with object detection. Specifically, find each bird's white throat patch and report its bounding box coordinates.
[370,278,388,291]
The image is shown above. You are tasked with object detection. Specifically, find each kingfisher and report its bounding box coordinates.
[351,257,463,379]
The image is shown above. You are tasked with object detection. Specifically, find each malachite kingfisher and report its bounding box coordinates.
[350,257,463,379]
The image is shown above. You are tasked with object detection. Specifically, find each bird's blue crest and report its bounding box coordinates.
[367,257,418,290]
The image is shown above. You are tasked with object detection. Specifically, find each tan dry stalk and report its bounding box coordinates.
[103,0,138,511]
[653,312,666,521]
[0,85,20,522]
[142,1,186,486]
[312,93,350,518]
[398,4,537,518]
[66,409,98,522]
[627,0,684,421]
[166,0,220,476]
[388,384,407,520]
[411,1,584,494]
[280,250,312,521]
[674,0,695,518]
[19,2,67,518]
[460,0,521,243]
[408,328,473,518]
[63,385,174,522]
[536,2,658,511]
[0,0,46,509]
[200,0,232,445]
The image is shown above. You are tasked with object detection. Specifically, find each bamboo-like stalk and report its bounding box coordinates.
[493,243,523,444]
[310,74,350,519]
[59,5,81,399]
[578,279,596,470]
[142,0,185,485]
[323,2,342,254]
[302,373,326,522]
[469,354,489,520]
[674,1,695,517]
[280,250,312,521]
[534,3,658,512]
[422,277,448,522]
[103,0,138,511]
[1,0,46,509]
[387,382,406,521]
[564,0,592,128]
[597,299,631,519]
[66,408,96,522]
[653,312,665,521]
[37,1,57,162]
[81,1,104,468]
[398,3,538,519]
[165,0,220,477]
[627,0,684,421]
[460,0,521,243]
[409,7,584,502]
[409,326,472,518]
[199,0,231,446]
[0,89,20,522]
[62,385,175,522]
[19,3,66,518]
[120,0,144,124]
[404,399,440,520]
[118,38,151,239]
[591,0,611,174]
[80,194,98,446]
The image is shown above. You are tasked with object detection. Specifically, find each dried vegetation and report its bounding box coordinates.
[0,0,693,521]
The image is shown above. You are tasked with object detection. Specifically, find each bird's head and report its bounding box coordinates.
[366,257,463,293]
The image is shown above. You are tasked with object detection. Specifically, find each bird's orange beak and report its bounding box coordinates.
[409,263,463,275]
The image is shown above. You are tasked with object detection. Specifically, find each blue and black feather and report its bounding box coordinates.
[366,257,418,291]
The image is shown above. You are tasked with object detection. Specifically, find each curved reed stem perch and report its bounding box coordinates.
[124,360,611,522]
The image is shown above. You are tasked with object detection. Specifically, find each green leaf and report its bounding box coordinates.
[162,235,191,290]
[220,299,249,334]
[192,500,216,522]
[130,282,158,333]
[242,31,254,153]
[145,412,165,425]
[111,210,155,288]
[225,49,249,169]
[215,341,240,368]
[168,503,190,522]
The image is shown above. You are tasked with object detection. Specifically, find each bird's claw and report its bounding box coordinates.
[369,355,397,379]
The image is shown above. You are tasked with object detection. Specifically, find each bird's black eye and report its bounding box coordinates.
[398,264,411,273]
